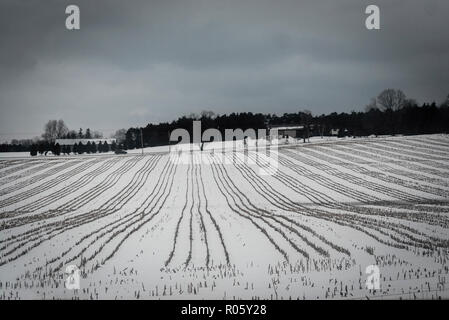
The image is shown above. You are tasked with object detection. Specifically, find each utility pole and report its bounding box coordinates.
[140,127,144,155]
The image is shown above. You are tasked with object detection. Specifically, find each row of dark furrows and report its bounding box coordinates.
[424,135,449,144]
[0,159,47,179]
[165,155,230,270]
[1,156,146,230]
[320,141,449,196]
[317,143,449,190]
[0,159,27,171]
[0,157,106,211]
[228,150,449,255]
[376,139,449,169]
[283,146,446,201]
[410,136,449,148]
[340,142,449,178]
[384,139,449,157]
[0,160,64,186]
[2,137,449,279]
[0,155,159,268]
[367,140,449,163]
[329,144,449,191]
[214,152,351,260]
[50,155,175,274]
[14,157,126,213]
[276,146,449,228]
[0,159,81,195]
[234,151,383,253]
[277,151,385,203]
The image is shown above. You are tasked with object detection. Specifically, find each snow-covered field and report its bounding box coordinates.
[1,134,449,300]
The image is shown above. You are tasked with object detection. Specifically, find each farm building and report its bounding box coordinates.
[269,125,305,138]
[55,138,116,153]
[330,129,340,136]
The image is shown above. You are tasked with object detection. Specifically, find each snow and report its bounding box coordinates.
[0,133,449,300]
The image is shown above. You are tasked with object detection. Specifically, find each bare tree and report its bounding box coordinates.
[42,119,68,142]
[365,97,378,112]
[188,112,199,120]
[42,120,57,141]
[92,130,103,138]
[112,129,127,144]
[67,130,77,139]
[376,89,406,111]
[200,110,215,119]
[56,119,69,138]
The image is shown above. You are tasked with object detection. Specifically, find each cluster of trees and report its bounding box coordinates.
[122,90,449,149]
[9,119,110,156]
[316,89,449,137]
[29,140,116,156]
[30,142,62,156]
[41,120,103,140]
[72,140,116,154]
[124,111,268,149]
[2,119,108,155]
[2,89,449,153]
[0,138,38,152]
[61,128,103,140]
[41,120,69,141]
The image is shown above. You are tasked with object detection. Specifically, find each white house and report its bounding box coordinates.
[330,129,339,136]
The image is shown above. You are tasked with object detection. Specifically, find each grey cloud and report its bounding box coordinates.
[0,0,448,141]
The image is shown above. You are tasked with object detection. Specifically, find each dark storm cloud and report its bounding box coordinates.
[0,0,448,141]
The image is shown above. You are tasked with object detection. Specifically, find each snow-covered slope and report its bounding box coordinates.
[0,134,448,299]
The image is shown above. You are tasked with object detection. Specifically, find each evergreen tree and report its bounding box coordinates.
[70,131,77,139]
[103,141,109,152]
[78,128,83,138]
[78,142,84,154]
[73,143,78,154]
[91,141,97,153]
[44,142,51,155]
[86,141,92,154]
[98,141,103,153]
[30,144,37,156]
[85,128,92,139]
[54,143,61,156]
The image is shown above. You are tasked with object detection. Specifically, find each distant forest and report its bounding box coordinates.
[124,89,449,149]
[1,89,449,153]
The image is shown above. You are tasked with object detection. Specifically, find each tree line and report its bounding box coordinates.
[29,140,117,156]
[1,88,448,153]
[41,120,103,140]
[0,119,112,155]
[122,89,449,149]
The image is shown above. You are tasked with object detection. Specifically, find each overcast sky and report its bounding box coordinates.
[1,0,448,141]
